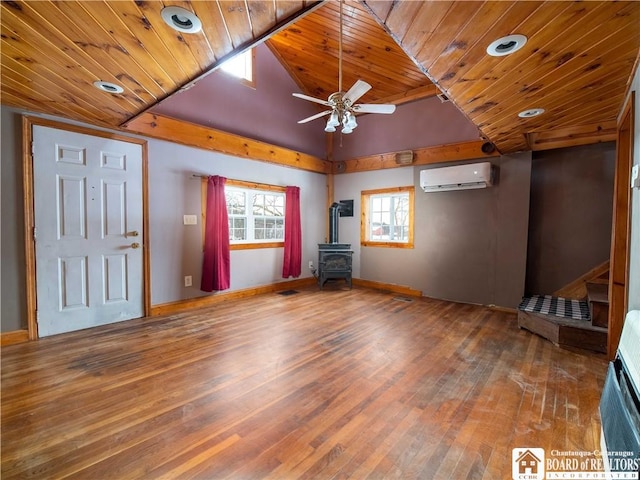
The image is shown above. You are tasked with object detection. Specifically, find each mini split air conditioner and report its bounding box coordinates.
[420,162,494,192]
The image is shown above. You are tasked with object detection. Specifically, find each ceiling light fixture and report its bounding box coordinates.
[161,6,202,34]
[93,81,124,94]
[518,108,545,118]
[486,34,527,56]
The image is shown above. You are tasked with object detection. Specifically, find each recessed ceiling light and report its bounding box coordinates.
[518,108,545,118]
[161,6,202,34]
[93,81,124,94]
[487,34,527,56]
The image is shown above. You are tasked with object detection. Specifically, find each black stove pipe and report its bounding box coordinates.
[329,202,341,243]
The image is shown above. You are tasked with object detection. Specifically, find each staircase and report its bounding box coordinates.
[517,265,609,353]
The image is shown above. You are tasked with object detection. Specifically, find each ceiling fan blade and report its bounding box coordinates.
[292,92,331,106]
[353,103,397,114]
[344,80,372,104]
[298,110,332,124]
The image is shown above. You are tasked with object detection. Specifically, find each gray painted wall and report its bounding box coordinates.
[0,107,326,332]
[526,142,616,296]
[1,109,28,331]
[333,153,532,309]
[147,138,326,305]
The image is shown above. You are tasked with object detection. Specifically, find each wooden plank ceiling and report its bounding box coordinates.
[362,0,640,153]
[1,1,639,154]
[0,0,321,128]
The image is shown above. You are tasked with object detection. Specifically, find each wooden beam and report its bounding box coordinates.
[123,113,331,174]
[527,121,617,151]
[335,139,499,174]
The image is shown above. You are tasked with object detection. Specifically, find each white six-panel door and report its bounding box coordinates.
[33,125,144,337]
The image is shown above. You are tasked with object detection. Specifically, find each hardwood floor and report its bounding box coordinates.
[1,286,608,479]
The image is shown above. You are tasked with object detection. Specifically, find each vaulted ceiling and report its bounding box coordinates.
[2,1,639,155]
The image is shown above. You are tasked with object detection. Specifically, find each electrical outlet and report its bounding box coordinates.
[308,260,314,269]
[184,275,192,287]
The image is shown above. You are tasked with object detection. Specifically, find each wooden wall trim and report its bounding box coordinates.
[150,278,317,316]
[527,121,617,151]
[553,260,610,300]
[351,278,422,297]
[1,330,29,346]
[608,90,635,360]
[22,116,38,340]
[335,140,499,174]
[151,277,423,318]
[123,113,331,175]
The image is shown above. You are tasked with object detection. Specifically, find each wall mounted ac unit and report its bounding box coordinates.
[420,162,494,192]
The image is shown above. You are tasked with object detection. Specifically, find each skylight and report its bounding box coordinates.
[220,49,254,86]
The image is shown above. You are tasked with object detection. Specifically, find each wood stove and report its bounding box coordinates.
[317,202,353,289]
[318,243,352,289]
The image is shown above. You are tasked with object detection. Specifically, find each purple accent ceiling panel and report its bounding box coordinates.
[152,44,480,162]
[151,43,327,159]
[332,96,481,161]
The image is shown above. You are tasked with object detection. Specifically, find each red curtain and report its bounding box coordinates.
[282,186,302,278]
[201,176,231,291]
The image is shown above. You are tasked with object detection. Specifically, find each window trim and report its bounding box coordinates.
[361,186,414,249]
[200,178,285,250]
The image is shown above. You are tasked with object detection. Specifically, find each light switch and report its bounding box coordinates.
[631,164,639,189]
[183,215,198,225]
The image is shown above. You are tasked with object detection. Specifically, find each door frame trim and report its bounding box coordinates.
[23,116,150,340]
[607,90,635,359]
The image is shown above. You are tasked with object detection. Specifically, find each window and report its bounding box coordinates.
[201,179,286,250]
[361,186,414,248]
[219,49,255,87]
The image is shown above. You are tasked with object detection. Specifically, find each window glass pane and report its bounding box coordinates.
[223,186,285,245]
[226,191,246,214]
[220,50,252,82]
[229,217,246,241]
[367,192,410,243]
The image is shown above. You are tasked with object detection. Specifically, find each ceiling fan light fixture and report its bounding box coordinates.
[93,81,124,94]
[327,111,340,128]
[324,119,337,133]
[518,108,545,118]
[486,34,527,56]
[345,111,357,129]
[161,6,202,34]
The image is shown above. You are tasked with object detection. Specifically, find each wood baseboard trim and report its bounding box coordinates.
[1,330,30,346]
[150,277,317,316]
[352,278,422,297]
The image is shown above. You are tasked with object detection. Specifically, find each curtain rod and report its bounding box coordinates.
[192,174,289,191]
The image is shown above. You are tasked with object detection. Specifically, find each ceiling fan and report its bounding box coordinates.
[292,0,396,134]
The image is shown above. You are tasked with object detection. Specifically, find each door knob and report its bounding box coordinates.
[131,242,140,249]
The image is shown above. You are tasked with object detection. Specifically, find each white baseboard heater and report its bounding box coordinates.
[599,310,640,474]
[420,162,494,192]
